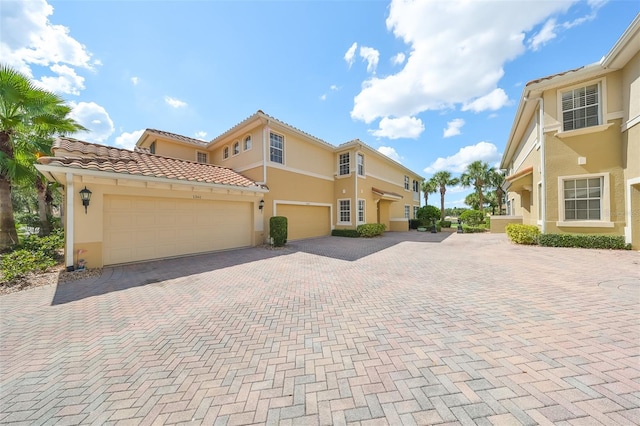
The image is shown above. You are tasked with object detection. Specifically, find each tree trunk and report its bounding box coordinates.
[0,177,18,250]
[36,177,52,236]
[423,192,428,206]
[440,187,446,221]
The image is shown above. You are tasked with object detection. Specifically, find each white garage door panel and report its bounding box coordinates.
[276,205,331,240]
[103,195,252,265]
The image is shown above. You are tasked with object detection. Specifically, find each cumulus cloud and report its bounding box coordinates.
[131,76,139,85]
[69,102,115,143]
[424,141,501,174]
[370,116,424,139]
[391,52,406,65]
[378,146,402,163]
[164,96,187,108]
[115,129,144,150]
[359,46,380,73]
[344,42,358,68]
[350,0,580,123]
[0,0,93,78]
[462,88,510,113]
[194,131,207,139]
[330,84,339,91]
[35,64,85,95]
[529,18,557,51]
[443,118,465,138]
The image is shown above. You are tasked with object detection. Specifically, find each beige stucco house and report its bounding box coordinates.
[36,111,422,269]
[500,15,639,249]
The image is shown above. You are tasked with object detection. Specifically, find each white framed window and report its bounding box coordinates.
[557,173,612,227]
[357,153,365,176]
[244,135,252,151]
[223,146,229,160]
[196,151,208,163]
[338,199,351,224]
[149,141,156,154]
[339,152,350,176]
[412,180,419,193]
[270,132,284,164]
[404,205,410,219]
[413,206,419,219]
[357,199,365,223]
[561,83,600,131]
[404,175,410,190]
[233,141,240,156]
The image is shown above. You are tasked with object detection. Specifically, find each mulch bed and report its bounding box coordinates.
[0,264,103,296]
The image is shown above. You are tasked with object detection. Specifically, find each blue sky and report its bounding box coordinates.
[2,0,638,207]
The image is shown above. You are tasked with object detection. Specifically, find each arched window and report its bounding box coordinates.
[244,135,252,151]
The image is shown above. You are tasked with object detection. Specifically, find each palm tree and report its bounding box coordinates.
[431,171,459,221]
[460,161,493,213]
[421,179,437,206]
[0,65,85,250]
[489,169,506,215]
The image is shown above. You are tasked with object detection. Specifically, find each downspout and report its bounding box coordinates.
[65,173,75,271]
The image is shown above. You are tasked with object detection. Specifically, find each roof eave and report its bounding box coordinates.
[601,14,640,69]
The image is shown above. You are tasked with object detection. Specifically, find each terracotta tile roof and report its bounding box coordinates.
[525,66,585,86]
[372,187,403,199]
[146,128,209,146]
[39,138,264,189]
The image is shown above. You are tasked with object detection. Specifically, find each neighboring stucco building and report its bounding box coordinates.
[36,111,422,269]
[500,15,639,249]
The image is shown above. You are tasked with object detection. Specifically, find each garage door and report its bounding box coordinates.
[103,195,252,265]
[276,204,331,241]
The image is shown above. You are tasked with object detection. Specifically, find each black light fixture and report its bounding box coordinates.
[79,186,92,214]
[258,199,265,211]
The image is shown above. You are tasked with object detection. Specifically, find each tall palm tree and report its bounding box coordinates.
[489,169,506,215]
[460,160,493,213]
[0,65,84,250]
[431,171,459,221]
[421,179,437,206]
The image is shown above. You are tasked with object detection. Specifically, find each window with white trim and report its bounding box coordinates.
[149,142,156,154]
[412,180,419,193]
[244,135,252,151]
[561,83,600,131]
[404,175,410,190]
[404,205,410,219]
[357,153,364,176]
[338,199,351,223]
[562,177,602,220]
[196,151,208,163]
[270,132,284,164]
[339,153,350,176]
[233,141,240,155]
[413,206,419,219]
[223,146,229,160]
[357,199,365,223]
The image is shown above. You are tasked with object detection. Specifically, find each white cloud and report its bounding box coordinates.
[0,0,93,77]
[319,94,327,101]
[115,129,144,150]
[370,116,424,139]
[344,42,358,68]
[378,146,402,163]
[443,118,465,138]
[462,88,510,113]
[529,18,557,51]
[194,131,207,139]
[350,0,579,123]
[424,141,501,174]
[164,96,187,108]
[330,84,339,91]
[131,76,139,85]
[69,102,115,143]
[34,64,85,95]
[391,52,406,65]
[359,46,380,74]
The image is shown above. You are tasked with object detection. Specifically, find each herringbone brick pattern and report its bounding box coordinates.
[1,233,638,425]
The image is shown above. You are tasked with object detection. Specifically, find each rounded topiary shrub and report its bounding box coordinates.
[505,224,540,245]
[459,209,485,226]
[270,216,288,247]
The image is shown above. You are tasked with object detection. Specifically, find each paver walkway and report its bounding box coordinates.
[1,232,639,425]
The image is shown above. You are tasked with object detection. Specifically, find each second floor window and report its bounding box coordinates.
[357,153,364,176]
[149,142,156,154]
[196,152,208,163]
[223,146,229,159]
[412,180,419,192]
[270,132,284,164]
[244,135,252,150]
[404,175,410,190]
[233,141,240,155]
[561,83,599,131]
[339,153,350,175]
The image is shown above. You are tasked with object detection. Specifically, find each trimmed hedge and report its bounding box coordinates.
[459,209,485,226]
[462,224,486,233]
[332,229,360,238]
[357,223,386,238]
[439,220,452,228]
[270,216,288,247]
[538,233,630,250]
[505,224,540,245]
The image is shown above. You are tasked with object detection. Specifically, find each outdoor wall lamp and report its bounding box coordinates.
[79,186,92,214]
[258,199,264,211]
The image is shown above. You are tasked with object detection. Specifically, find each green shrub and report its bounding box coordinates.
[439,220,452,228]
[505,224,540,245]
[357,223,386,238]
[538,233,630,250]
[416,206,440,226]
[1,249,57,283]
[459,209,485,226]
[483,216,491,229]
[462,224,486,233]
[409,219,421,230]
[331,229,360,238]
[20,229,64,258]
[270,216,288,247]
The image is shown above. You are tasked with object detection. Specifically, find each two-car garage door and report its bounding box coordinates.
[103,195,252,265]
[276,204,331,241]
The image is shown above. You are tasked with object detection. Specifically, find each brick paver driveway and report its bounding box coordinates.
[1,232,639,425]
